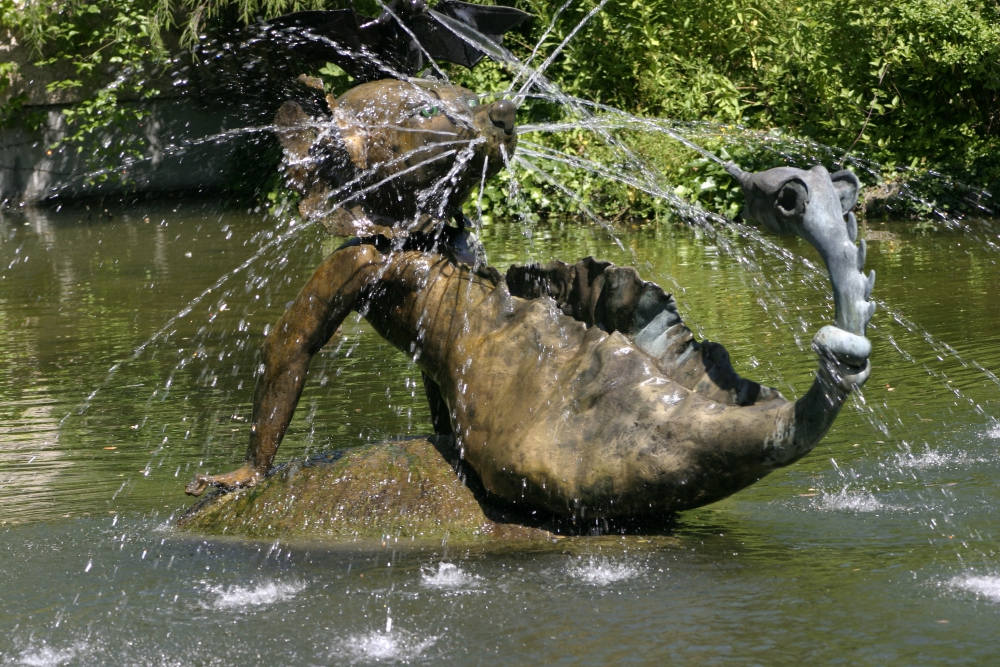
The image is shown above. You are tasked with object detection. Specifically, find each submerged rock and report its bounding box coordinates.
[177,437,551,544]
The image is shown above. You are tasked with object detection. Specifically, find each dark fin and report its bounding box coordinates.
[263,2,531,81]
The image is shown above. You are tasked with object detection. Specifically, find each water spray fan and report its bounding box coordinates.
[262,0,532,83]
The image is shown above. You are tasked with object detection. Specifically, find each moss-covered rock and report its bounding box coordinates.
[177,437,551,544]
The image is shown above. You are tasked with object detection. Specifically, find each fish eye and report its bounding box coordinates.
[468,98,478,108]
[419,105,440,118]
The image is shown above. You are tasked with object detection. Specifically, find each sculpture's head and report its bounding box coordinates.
[275,78,517,235]
[725,161,874,342]
[724,163,860,239]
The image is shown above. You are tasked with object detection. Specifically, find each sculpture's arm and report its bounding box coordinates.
[185,243,385,496]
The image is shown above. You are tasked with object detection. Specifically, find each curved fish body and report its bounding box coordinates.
[364,252,862,518]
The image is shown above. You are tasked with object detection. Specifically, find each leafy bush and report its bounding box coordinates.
[2,0,998,216]
[480,0,1000,217]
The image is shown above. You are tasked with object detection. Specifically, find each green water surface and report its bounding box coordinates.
[2,202,1000,665]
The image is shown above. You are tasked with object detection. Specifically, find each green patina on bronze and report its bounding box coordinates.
[177,437,551,543]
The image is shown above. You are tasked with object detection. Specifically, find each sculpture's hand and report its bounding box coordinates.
[812,325,872,391]
[184,465,263,497]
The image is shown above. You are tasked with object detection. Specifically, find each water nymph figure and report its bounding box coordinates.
[185,162,874,520]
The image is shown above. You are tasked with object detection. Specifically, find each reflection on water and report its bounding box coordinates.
[2,202,1000,664]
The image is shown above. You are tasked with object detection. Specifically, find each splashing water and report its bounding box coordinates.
[420,562,480,589]
[816,487,892,513]
[11,643,85,667]
[567,556,643,585]
[892,444,986,470]
[947,574,1000,603]
[203,580,306,610]
[335,628,438,664]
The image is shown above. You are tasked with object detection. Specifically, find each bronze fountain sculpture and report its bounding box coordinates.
[180,2,875,535]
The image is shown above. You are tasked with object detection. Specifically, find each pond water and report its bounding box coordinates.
[2,201,1000,665]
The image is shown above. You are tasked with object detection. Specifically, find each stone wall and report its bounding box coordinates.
[1,29,269,204]
[0,97,262,204]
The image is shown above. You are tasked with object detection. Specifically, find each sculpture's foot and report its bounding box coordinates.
[185,465,264,497]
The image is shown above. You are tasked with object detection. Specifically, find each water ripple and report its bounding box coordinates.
[204,580,306,610]
[567,556,643,585]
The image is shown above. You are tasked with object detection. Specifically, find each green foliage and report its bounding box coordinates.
[0,61,41,130]
[173,0,331,46]
[488,0,1000,215]
[508,0,1000,160]
[316,62,356,97]
[0,0,364,189]
[1,0,174,182]
[3,0,998,214]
